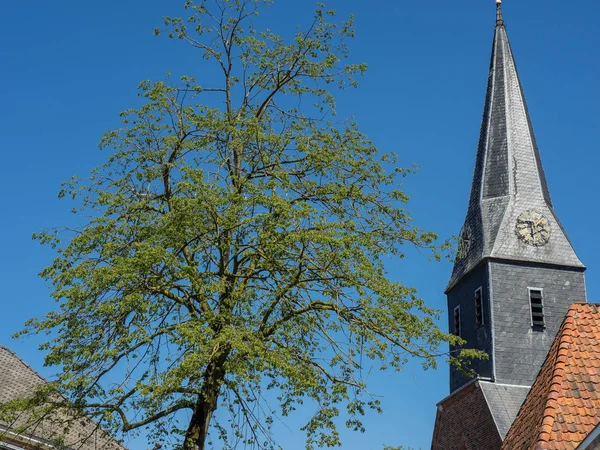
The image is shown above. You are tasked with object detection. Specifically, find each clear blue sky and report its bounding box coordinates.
[1,1,599,449]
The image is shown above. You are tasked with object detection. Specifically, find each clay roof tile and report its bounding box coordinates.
[502,304,600,450]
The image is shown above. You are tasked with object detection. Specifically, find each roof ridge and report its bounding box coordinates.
[535,306,578,446]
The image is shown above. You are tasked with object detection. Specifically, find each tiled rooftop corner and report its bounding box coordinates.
[0,346,126,450]
[502,303,600,450]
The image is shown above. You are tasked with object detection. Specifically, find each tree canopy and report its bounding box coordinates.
[8,1,477,449]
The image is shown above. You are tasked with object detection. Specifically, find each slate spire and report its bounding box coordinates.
[448,2,584,290]
[496,0,504,27]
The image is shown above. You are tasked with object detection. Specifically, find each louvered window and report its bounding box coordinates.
[529,289,545,329]
[475,287,484,327]
[453,306,461,338]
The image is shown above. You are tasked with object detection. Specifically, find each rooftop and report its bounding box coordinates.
[502,304,600,449]
[0,345,125,450]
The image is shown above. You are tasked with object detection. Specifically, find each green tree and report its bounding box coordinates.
[13,1,475,449]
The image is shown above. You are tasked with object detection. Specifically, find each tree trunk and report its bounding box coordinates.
[183,393,219,450]
[183,354,228,450]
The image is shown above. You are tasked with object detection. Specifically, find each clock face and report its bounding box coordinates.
[516,210,551,247]
[457,225,472,259]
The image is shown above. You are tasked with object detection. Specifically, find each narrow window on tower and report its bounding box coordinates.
[475,287,484,327]
[453,306,461,338]
[529,288,545,329]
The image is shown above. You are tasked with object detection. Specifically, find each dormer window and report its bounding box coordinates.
[475,287,484,327]
[529,288,545,329]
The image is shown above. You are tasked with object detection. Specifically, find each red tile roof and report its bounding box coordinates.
[502,303,600,450]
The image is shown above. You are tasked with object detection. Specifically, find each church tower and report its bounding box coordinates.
[432,3,588,448]
[446,1,586,393]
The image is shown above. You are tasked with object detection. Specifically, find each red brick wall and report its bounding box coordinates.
[431,382,502,450]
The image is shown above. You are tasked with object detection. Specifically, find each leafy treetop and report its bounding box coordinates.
[7,1,481,450]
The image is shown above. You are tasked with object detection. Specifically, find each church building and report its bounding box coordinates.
[431,1,600,449]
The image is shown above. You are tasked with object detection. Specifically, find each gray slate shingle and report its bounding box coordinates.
[0,346,126,450]
[479,381,530,439]
[447,13,584,291]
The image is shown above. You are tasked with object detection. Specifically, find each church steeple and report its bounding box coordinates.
[445,2,586,394]
[433,4,588,447]
[448,1,584,291]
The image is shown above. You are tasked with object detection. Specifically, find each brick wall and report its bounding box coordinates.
[431,381,502,450]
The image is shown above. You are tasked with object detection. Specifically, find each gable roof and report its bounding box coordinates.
[502,303,600,450]
[0,345,126,450]
[480,382,530,439]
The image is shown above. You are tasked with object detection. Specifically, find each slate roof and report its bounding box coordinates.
[480,382,530,439]
[502,304,600,450]
[0,345,125,450]
[447,2,584,291]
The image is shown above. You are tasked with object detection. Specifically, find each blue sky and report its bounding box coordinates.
[1,1,599,449]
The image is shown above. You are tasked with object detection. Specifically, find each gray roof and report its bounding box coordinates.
[479,381,530,439]
[447,4,584,291]
[0,345,125,450]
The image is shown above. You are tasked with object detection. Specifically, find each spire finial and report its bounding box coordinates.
[496,0,505,27]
